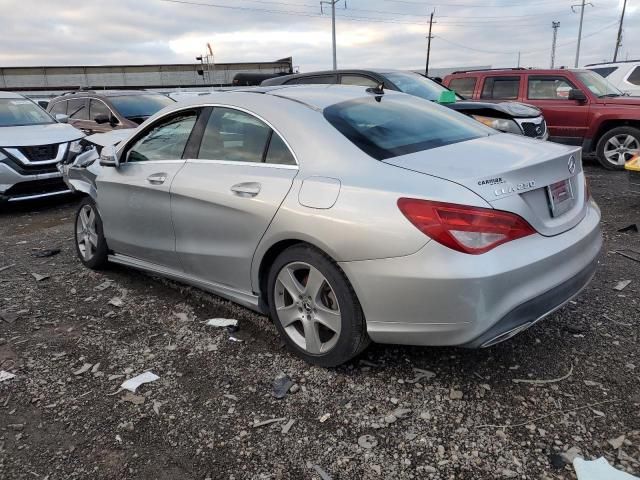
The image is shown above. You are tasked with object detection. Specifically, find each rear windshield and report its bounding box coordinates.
[323,95,489,160]
[109,94,174,119]
[0,98,54,127]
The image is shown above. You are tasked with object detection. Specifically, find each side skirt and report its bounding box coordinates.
[108,253,265,314]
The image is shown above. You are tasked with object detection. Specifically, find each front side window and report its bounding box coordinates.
[481,76,520,100]
[89,99,111,120]
[340,75,379,87]
[0,98,55,127]
[324,95,489,161]
[67,98,88,120]
[384,71,461,101]
[127,110,198,162]
[448,77,477,98]
[198,108,271,163]
[628,66,640,86]
[528,76,576,100]
[49,101,67,116]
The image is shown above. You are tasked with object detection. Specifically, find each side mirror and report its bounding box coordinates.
[55,114,69,123]
[99,145,120,168]
[568,89,587,102]
[94,113,110,124]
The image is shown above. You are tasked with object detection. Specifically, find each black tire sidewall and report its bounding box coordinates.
[74,196,109,269]
[267,244,368,367]
[596,126,640,171]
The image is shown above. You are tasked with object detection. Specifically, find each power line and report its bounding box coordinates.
[383,0,581,8]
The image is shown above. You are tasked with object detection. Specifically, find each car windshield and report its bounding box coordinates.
[109,94,174,119]
[384,71,462,101]
[575,70,624,97]
[0,98,54,127]
[324,95,489,161]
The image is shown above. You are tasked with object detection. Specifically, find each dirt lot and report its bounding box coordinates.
[0,164,639,480]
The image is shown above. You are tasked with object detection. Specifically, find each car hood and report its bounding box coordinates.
[598,95,640,107]
[450,100,541,118]
[85,129,135,148]
[0,123,84,147]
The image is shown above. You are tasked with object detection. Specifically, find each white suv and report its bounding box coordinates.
[0,92,84,203]
[586,60,640,97]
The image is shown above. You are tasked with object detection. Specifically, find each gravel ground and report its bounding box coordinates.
[0,164,639,480]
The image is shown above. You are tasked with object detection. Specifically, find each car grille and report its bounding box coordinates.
[520,120,547,138]
[3,178,69,198]
[1,156,59,175]
[18,144,58,162]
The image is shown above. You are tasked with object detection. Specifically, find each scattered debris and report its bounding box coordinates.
[281,419,295,434]
[359,359,379,368]
[573,457,639,480]
[608,435,626,450]
[108,297,123,307]
[310,464,332,480]
[512,363,574,385]
[564,323,587,334]
[272,372,294,399]
[223,394,238,401]
[617,224,638,233]
[0,264,15,273]
[549,453,567,469]
[358,435,378,449]
[0,371,16,382]
[615,249,640,263]
[205,318,238,328]
[613,280,632,291]
[252,417,286,428]
[152,400,163,415]
[319,413,330,423]
[31,273,49,282]
[94,280,114,291]
[450,389,464,400]
[561,446,582,464]
[122,392,145,405]
[120,372,159,393]
[406,368,436,384]
[0,311,19,324]
[31,248,61,258]
[73,363,93,375]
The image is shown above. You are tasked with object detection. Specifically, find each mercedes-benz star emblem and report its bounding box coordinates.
[568,155,576,174]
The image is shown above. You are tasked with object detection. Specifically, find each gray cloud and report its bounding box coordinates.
[0,0,636,71]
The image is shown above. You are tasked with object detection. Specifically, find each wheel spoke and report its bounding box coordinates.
[87,208,96,228]
[88,232,99,247]
[618,153,626,165]
[82,240,92,260]
[276,303,300,328]
[314,305,341,333]
[79,208,89,229]
[302,320,322,354]
[277,267,304,299]
[623,135,635,148]
[304,266,325,301]
[609,136,621,148]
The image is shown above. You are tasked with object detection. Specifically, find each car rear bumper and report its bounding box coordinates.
[339,201,602,347]
[0,163,71,203]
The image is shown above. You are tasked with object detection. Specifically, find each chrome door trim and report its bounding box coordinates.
[185,159,298,170]
[108,253,263,313]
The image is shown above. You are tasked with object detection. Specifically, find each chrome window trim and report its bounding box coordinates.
[120,159,186,165]
[5,143,68,165]
[186,158,298,170]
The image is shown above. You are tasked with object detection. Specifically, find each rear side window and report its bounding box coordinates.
[89,100,111,120]
[528,76,575,99]
[589,66,618,78]
[340,75,379,87]
[324,96,489,161]
[49,101,67,116]
[449,77,477,98]
[67,98,88,120]
[291,75,336,85]
[481,76,520,100]
[198,108,271,163]
[265,133,296,165]
[628,67,640,86]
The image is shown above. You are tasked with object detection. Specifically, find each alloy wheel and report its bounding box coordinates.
[274,262,341,355]
[604,134,640,166]
[76,204,99,262]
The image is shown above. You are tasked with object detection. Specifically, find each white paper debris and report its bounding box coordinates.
[73,363,93,375]
[108,297,124,307]
[206,318,238,328]
[613,280,632,291]
[120,371,159,393]
[574,457,639,480]
[0,370,16,382]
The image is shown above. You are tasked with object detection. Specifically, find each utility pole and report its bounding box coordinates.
[320,0,343,70]
[613,0,627,62]
[517,51,521,68]
[551,21,560,68]
[571,1,592,68]
[425,10,435,77]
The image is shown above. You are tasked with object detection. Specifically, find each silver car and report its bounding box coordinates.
[67,85,602,367]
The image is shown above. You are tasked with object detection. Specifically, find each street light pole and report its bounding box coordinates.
[425,11,435,77]
[613,0,628,62]
[571,0,592,68]
[551,21,560,68]
[321,0,343,70]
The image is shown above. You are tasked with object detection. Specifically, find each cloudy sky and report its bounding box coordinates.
[1,0,637,71]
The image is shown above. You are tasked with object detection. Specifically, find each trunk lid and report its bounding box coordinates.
[383,133,587,237]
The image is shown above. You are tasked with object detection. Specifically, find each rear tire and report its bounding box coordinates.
[74,197,108,269]
[267,244,370,367]
[595,126,640,170]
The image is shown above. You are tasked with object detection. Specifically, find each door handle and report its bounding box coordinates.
[230,182,261,197]
[147,173,167,185]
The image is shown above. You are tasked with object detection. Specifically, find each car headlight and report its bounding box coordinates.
[472,115,523,135]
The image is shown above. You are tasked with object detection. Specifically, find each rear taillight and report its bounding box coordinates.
[397,198,536,255]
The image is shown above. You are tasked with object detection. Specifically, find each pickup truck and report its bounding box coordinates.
[443,68,640,170]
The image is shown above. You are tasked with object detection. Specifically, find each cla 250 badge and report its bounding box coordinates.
[494,180,536,197]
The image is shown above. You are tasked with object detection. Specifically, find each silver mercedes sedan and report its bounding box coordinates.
[68,85,602,367]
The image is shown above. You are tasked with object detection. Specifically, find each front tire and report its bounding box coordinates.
[74,197,108,269]
[267,244,370,367]
[595,126,640,170]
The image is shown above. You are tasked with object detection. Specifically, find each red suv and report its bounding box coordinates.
[443,68,640,170]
